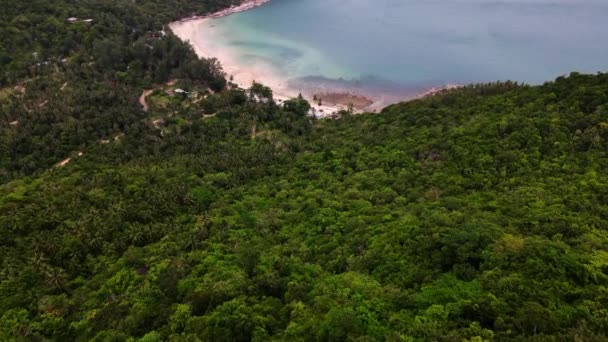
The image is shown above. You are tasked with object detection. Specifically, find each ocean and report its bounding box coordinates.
[196,0,608,103]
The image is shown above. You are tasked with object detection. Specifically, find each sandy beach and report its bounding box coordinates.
[169,0,462,116]
[169,0,364,116]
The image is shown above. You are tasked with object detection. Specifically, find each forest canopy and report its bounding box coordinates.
[1,0,608,341]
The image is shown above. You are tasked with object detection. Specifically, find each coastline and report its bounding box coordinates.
[169,0,461,116]
[174,0,272,23]
[169,0,353,116]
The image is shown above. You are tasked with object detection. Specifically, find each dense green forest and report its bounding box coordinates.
[0,0,241,181]
[2,0,608,341]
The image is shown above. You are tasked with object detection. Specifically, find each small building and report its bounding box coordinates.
[83,19,94,23]
[175,89,188,94]
[67,17,78,23]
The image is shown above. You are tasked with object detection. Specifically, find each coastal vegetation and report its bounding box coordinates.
[2,0,608,341]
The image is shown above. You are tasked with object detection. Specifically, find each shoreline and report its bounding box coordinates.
[169,0,462,116]
[169,0,352,116]
[174,0,272,23]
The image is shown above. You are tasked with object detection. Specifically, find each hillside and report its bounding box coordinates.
[2,0,608,341]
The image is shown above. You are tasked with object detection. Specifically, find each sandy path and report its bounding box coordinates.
[139,89,153,112]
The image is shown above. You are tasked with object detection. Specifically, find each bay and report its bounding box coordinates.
[197,0,608,105]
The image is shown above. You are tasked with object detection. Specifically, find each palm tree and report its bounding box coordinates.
[44,266,67,289]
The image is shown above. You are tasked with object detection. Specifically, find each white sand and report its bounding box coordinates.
[169,1,348,117]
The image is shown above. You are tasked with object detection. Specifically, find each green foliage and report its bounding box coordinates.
[2,0,608,341]
[2,71,607,340]
[0,0,233,181]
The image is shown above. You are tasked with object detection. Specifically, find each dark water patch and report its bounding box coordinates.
[287,74,456,110]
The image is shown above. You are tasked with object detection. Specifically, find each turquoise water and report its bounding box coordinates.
[209,0,608,97]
